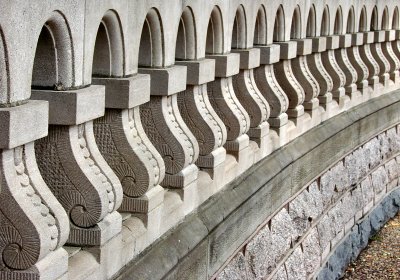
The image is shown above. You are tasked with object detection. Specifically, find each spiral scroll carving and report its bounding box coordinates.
[254,65,289,119]
[140,95,199,176]
[232,69,270,128]
[208,77,250,142]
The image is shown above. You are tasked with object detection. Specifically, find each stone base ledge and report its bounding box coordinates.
[326,35,340,50]
[312,37,327,53]
[232,48,261,70]
[0,100,48,149]
[352,33,364,46]
[295,38,313,56]
[92,74,150,109]
[276,41,297,60]
[31,85,105,125]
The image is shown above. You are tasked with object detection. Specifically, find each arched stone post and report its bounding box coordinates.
[231,48,270,149]
[0,101,70,279]
[206,53,251,161]
[31,86,123,247]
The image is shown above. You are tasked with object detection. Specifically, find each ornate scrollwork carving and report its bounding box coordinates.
[35,123,121,245]
[207,77,250,143]
[232,69,270,129]
[254,65,289,119]
[140,95,199,178]
[94,108,165,211]
[0,144,69,272]
[177,84,227,161]
[292,55,320,106]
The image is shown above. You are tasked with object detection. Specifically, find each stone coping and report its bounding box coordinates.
[115,90,400,280]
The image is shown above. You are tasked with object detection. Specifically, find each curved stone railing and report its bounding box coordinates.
[0,1,399,279]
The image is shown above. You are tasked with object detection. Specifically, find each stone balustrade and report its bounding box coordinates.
[0,1,400,279]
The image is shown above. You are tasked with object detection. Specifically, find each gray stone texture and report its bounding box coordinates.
[216,252,247,280]
[284,247,306,280]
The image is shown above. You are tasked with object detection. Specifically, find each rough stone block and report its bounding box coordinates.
[139,65,187,96]
[258,44,281,65]
[31,85,105,125]
[271,209,298,262]
[0,100,48,149]
[271,265,288,280]
[302,228,321,276]
[232,48,260,69]
[288,191,311,236]
[92,74,150,109]
[284,247,306,280]
[371,166,389,196]
[216,252,248,280]
[176,59,215,85]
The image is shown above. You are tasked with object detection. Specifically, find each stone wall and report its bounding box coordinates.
[0,0,400,279]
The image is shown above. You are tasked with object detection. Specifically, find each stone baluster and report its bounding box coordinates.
[381,30,400,84]
[138,66,200,200]
[370,30,391,87]
[307,37,334,111]
[31,86,123,247]
[347,32,370,95]
[321,36,347,107]
[336,34,359,99]
[206,54,251,160]
[291,38,320,117]
[231,48,270,148]
[91,75,165,228]
[359,32,381,91]
[254,45,289,143]
[0,101,70,279]
[390,31,400,75]
[175,59,227,179]
[274,41,305,126]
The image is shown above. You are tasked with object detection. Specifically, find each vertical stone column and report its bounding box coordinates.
[347,32,370,95]
[381,30,400,84]
[91,74,165,233]
[231,48,270,149]
[175,59,227,180]
[254,45,289,144]
[307,37,334,112]
[139,66,200,219]
[0,101,70,279]
[31,86,123,247]
[336,34,359,99]
[274,41,306,126]
[292,39,320,117]
[359,32,381,91]
[206,53,251,160]
[370,30,391,87]
[321,36,347,107]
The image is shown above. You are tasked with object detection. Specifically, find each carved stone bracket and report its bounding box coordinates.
[93,107,165,213]
[140,94,199,188]
[0,143,69,279]
[307,37,334,109]
[359,32,380,89]
[232,48,270,146]
[347,33,369,93]
[322,36,346,105]
[370,31,391,86]
[35,122,122,246]
[336,35,358,96]
[207,54,251,155]
[32,86,123,246]
[381,31,400,83]
[92,75,166,214]
[292,39,320,115]
[177,84,227,170]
